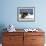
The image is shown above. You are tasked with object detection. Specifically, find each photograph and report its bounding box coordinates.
[0,0,46,46]
[17,7,35,22]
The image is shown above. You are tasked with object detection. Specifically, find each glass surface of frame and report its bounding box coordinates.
[17,7,35,22]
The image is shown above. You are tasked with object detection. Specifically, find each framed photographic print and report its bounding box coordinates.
[17,7,35,22]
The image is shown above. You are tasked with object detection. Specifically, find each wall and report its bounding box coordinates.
[0,0,46,43]
[0,0,46,29]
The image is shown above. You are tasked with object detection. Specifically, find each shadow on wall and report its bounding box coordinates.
[0,24,7,43]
